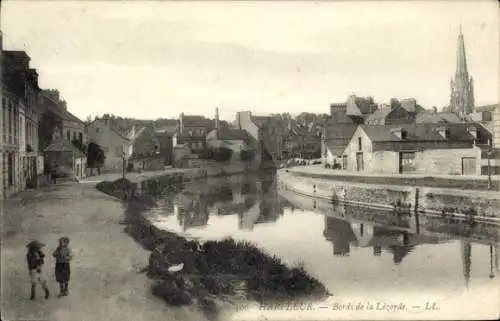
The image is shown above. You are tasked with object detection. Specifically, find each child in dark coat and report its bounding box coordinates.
[52,237,73,297]
[26,240,50,300]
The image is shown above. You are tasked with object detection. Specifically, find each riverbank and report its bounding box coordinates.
[96,176,330,320]
[279,168,500,221]
[289,165,500,191]
[1,183,207,321]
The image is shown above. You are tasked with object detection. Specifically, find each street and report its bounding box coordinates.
[1,183,207,321]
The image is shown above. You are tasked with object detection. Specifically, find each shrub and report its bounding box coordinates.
[240,149,256,162]
[213,147,233,162]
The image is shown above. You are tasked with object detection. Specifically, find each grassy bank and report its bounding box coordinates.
[97,178,330,318]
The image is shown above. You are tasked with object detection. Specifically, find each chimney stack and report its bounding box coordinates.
[215,107,219,130]
[179,113,184,133]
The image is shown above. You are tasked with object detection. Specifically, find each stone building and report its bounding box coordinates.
[85,117,135,172]
[172,113,214,153]
[1,50,43,197]
[494,106,500,148]
[449,27,475,118]
[339,123,490,176]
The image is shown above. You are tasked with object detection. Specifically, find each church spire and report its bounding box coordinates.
[449,26,474,116]
[456,24,468,75]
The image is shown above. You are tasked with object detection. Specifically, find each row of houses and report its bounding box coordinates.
[1,32,90,198]
[322,95,499,176]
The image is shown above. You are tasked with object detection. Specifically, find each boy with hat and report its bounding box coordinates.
[26,240,50,300]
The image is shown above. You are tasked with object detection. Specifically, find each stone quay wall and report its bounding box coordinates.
[278,169,500,221]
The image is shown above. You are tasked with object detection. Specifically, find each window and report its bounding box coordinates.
[399,152,416,173]
[73,132,77,141]
[79,132,83,143]
[401,130,408,139]
[342,155,348,170]
[67,130,71,141]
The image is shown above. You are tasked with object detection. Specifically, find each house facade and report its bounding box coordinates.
[86,117,133,172]
[1,50,42,198]
[129,126,164,170]
[44,131,86,180]
[172,113,214,153]
[206,127,250,162]
[340,124,487,176]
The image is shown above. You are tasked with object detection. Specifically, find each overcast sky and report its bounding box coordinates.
[2,1,499,121]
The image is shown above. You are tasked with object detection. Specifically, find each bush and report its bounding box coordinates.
[240,149,256,162]
[213,147,233,162]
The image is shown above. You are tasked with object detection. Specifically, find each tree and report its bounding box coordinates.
[87,142,105,170]
[71,139,86,154]
[213,147,233,162]
[240,149,256,162]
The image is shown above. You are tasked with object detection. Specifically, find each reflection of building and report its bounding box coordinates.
[175,200,210,230]
[461,239,471,289]
[323,217,357,256]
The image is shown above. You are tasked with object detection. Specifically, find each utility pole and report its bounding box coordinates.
[122,152,126,179]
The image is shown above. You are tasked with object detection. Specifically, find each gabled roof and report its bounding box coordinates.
[154,125,178,135]
[400,98,417,113]
[182,115,214,129]
[211,128,249,141]
[365,108,393,125]
[360,123,486,143]
[251,115,272,127]
[85,118,131,141]
[416,112,464,124]
[64,110,84,124]
[44,139,84,156]
[323,123,358,157]
[475,104,498,113]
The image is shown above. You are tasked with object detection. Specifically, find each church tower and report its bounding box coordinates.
[450,26,475,117]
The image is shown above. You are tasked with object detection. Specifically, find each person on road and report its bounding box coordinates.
[52,237,73,297]
[26,240,50,300]
[50,165,57,184]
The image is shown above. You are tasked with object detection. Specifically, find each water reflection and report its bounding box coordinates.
[141,171,499,294]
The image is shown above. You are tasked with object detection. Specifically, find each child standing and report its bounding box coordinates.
[26,240,50,300]
[52,237,73,297]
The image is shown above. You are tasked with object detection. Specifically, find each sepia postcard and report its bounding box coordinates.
[1,1,499,320]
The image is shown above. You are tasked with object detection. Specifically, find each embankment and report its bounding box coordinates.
[96,172,330,319]
[278,169,500,221]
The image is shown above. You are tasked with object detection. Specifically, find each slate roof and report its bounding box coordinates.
[215,128,249,141]
[400,98,417,113]
[353,97,377,115]
[475,104,498,113]
[182,115,214,129]
[365,108,393,125]
[360,123,488,143]
[251,116,272,127]
[416,112,463,124]
[154,125,177,135]
[323,123,358,157]
[44,139,85,156]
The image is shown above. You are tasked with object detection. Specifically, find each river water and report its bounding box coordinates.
[141,171,499,316]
